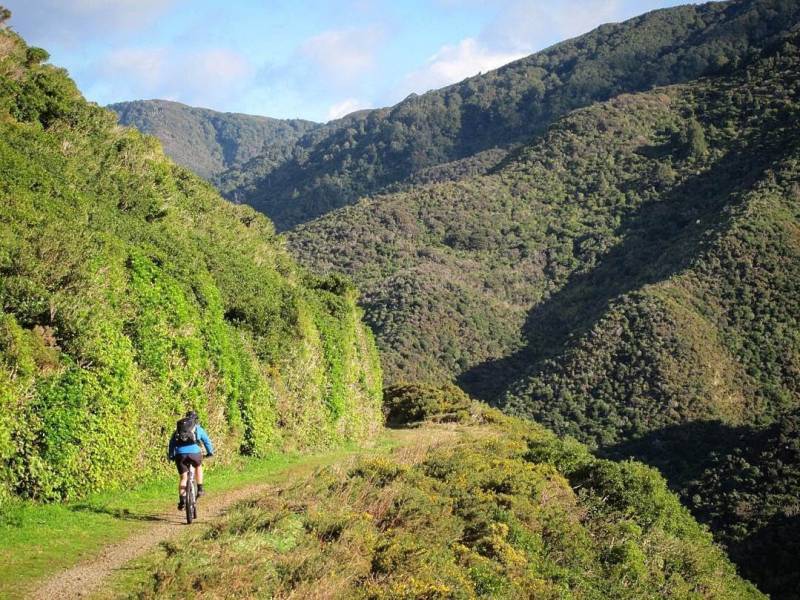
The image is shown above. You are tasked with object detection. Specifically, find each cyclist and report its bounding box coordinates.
[167,410,214,510]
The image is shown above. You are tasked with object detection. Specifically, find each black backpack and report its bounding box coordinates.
[175,416,198,445]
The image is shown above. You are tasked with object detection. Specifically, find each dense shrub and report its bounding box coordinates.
[0,23,382,504]
[127,417,762,598]
[383,382,473,426]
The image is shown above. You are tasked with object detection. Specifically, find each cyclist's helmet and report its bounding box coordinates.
[185,410,199,422]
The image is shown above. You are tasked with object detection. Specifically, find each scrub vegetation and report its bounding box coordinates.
[116,399,762,599]
[0,22,382,507]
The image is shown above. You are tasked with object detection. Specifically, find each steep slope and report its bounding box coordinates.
[105,401,763,599]
[289,28,800,599]
[0,23,382,506]
[290,33,800,406]
[608,410,800,598]
[110,99,318,180]
[497,39,800,442]
[219,0,799,229]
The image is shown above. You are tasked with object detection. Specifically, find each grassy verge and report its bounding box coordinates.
[94,418,762,600]
[0,435,404,599]
[95,427,462,598]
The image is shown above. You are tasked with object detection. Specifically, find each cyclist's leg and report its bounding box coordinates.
[188,453,204,496]
[175,455,190,508]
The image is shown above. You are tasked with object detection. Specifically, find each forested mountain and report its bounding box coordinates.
[288,22,800,597]
[4,0,800,596]
[110,99,318,180]
[290,32,800,410]
[0,24,381,505]
[216,0,799,229]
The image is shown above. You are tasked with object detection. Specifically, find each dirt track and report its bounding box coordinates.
[27,428,453,599]
[30,482,276,600]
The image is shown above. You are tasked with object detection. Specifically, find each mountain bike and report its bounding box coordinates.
[185,463,198,524]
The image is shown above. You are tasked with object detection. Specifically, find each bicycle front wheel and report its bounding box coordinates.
[185,475,196,524]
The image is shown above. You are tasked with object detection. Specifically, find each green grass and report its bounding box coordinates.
[0,434,402,599]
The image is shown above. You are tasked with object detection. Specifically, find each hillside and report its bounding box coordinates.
[607,410,800,598]
[288,25,800,597]
[217,0,799,229]
[497,40,800,445]
[0,23,382,505]
[290,31,800,414]
[110,99,318,180]
[101,398,763,599]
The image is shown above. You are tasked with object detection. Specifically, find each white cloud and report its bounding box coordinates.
[6,0,184,46]
[92,46,254,108]
[100,48,166,88]
[250,25,387,118]
[299,26,384,83]
[327,98,368,120]
[482,0,624,53]
[404,38,526,93]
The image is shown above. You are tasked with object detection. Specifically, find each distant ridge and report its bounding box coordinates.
[216,0,800,229]
[110,99,318,180]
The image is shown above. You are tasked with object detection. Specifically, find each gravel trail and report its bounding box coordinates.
[30,482,275,600]
[27,428,451,599]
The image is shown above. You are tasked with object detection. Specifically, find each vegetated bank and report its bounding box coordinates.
[0,14,382,508]
[112,386,763,599]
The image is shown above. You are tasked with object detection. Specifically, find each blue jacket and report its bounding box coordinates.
[168,424,214,459]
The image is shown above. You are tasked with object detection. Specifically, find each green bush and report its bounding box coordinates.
[383,382,473,427]
[0,24,383,504]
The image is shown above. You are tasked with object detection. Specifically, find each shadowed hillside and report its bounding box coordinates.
[605,412,800,599]
[292,33,800,414]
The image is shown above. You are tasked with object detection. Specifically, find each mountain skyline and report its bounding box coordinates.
[6,0,697,122]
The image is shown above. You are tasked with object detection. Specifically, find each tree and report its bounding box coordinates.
[25,47,50,66]
[684,117,708,159]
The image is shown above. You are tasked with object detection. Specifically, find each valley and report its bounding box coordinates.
[2,0,799,597]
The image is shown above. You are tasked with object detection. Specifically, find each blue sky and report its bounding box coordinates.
[6,0,698,122]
